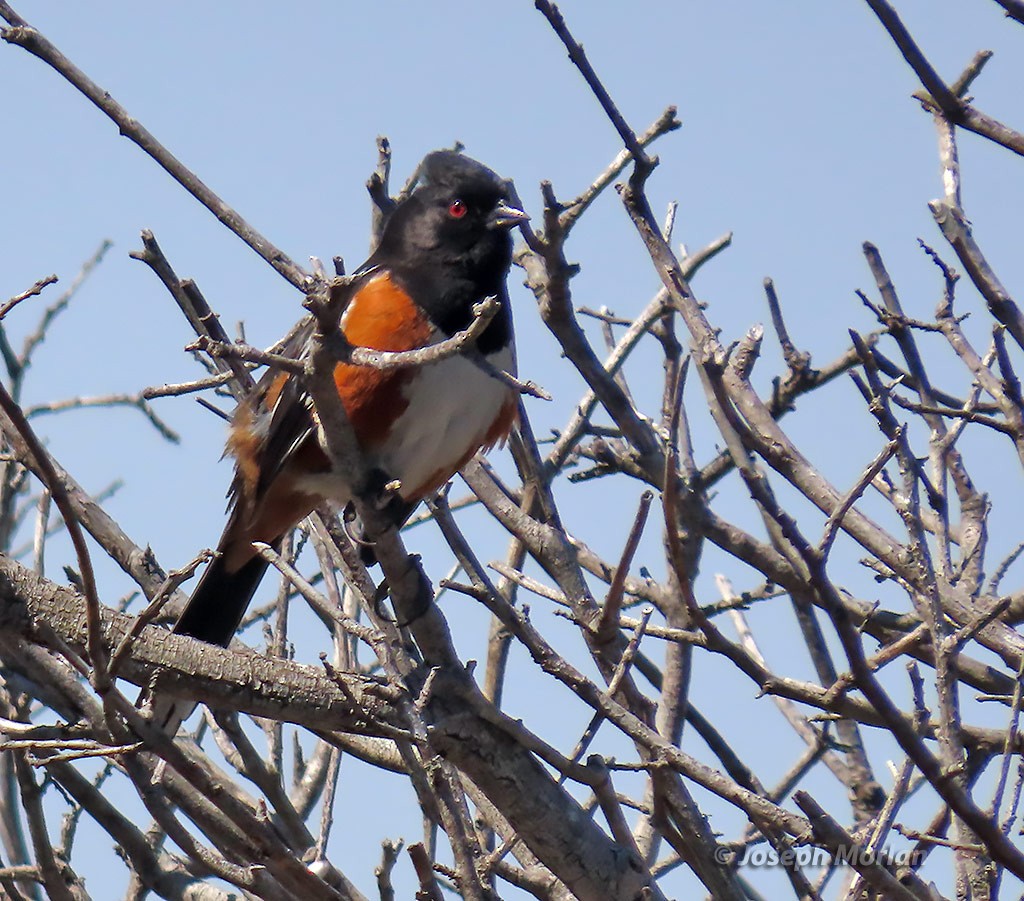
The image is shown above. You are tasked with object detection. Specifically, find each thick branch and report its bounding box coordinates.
[0,555,402,734]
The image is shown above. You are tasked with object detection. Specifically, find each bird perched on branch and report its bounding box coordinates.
[172,150,527,649]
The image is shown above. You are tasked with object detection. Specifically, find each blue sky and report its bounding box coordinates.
[3,2,1024,898]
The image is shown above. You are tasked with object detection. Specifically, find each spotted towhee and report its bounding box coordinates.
[171,150,527,649]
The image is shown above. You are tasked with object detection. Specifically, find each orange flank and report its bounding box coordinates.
[221,273,437,570]
[333,273,434,447]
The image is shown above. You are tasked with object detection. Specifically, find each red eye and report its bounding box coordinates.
[448,199,467,218]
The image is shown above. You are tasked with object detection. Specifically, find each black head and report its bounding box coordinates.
[372,151,528,298]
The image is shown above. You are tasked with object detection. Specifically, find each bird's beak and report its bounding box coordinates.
[488,200,530,230]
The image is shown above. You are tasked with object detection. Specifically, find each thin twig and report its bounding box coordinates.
[0,384,107,690]
[0,6,310,289]
[0,275,57,320]
[596,491,653,641]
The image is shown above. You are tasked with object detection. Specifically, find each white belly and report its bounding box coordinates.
[380,343,515,499]
[294,343,515,503]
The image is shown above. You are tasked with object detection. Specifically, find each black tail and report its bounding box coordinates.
[172,545,272,647]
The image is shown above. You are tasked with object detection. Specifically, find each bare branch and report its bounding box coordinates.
[0,274,57,321]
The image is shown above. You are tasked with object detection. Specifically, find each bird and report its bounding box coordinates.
[171,150,527,650]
